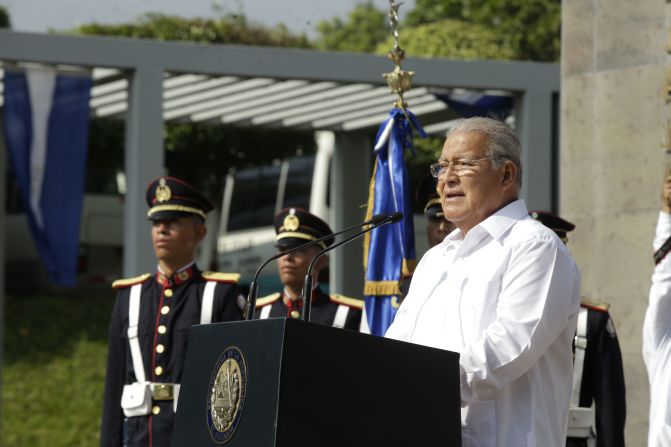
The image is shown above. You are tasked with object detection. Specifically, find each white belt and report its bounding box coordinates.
[121,382,181,416]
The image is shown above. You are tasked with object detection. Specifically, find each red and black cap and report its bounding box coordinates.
[530,210,575,241]
[416,173,443,219]
[146,176,214,221]
[274,207,334,250]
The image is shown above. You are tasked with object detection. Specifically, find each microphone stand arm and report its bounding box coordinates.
[301,216,394,322]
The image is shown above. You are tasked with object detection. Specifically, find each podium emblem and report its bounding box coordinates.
[206,346,248,444]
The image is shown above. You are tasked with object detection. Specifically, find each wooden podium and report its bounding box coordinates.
[173,318,461,446]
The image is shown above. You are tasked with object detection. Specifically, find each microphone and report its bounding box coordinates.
[301,212,403,322]
[243,213,390,320]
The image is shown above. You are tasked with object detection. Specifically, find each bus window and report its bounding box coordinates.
[228,164,281,231]
[282,156,315,209]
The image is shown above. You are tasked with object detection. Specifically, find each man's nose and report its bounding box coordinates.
[155,221,170,233]
[438,175,458,193]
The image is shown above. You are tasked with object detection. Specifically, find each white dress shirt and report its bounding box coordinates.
[643,211,671,446]
[386,199,581,447]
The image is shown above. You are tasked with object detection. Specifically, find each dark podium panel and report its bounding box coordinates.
[173,318,461,446]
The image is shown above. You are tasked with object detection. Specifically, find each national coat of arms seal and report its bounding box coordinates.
[206,346,247,444]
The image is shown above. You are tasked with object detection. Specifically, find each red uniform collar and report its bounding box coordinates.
[155,265,196,287]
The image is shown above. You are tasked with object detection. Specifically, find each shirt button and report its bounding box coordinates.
[164,289,173,298]
[158,325,167,334]
[155,366,163,376]
[156,344,165,354]
[161,306,170,315]
[152,405,161,415]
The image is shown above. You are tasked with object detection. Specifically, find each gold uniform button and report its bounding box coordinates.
[155,366,163,376]
[290,310,301,319]
[158,325,167,334]
[164,289,173,297]
[152,405,160,415]
[156,344,165,354]
[161,306,170,315]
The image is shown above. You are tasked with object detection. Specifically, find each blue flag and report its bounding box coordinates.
[3,67,92,286]
[362,107,426,336]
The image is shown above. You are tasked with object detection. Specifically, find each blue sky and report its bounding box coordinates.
[1,0,414,37]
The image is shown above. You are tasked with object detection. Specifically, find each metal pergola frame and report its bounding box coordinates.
[0,29,559,291]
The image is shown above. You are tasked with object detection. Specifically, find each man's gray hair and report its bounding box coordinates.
[447,117,523,186]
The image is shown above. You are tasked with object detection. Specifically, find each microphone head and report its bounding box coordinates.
[369,213,388,225]
[389,212,403,223]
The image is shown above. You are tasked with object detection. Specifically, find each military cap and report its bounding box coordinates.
[416,173,443,219]
[530,210,575,241]
[274,207,334,250]
[146,176,214,221]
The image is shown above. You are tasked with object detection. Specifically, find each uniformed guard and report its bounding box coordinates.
[254,207,363,330]
[416,173,455,248]
[530,211,626,447]
[100,176,244,447]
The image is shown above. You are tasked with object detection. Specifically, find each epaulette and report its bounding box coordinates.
[112,273,151,289]
[256,293,281,308]
[201,271,240,283]
[580,297,610,312]
[330,294,364,310]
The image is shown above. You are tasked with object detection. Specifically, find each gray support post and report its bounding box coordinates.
[0,112,6,429]
[514,89,555,212]
[123,67,164,277]
[330,132,372,298]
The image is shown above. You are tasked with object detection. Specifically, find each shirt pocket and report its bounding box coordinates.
[461,400,496,447]
[460,275,501,342]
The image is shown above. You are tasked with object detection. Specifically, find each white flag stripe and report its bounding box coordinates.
[27,67,57,230]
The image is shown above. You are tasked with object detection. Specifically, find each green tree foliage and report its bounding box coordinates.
[375,18,517,60]
[315,1,388,52]
[0,5,11,28]
[72,12,310,48]
[406,0,561,61]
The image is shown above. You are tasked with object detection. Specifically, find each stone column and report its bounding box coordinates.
[562,1,667,444]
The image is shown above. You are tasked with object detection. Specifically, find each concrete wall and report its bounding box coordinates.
[561,1,667,444]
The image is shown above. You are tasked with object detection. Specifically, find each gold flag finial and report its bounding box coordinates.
[383,0,414,111]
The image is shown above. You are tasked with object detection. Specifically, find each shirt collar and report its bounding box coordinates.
[442,199,527,248]
[477,199,528,242]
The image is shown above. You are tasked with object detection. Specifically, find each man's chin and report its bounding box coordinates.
[154,248,171,259]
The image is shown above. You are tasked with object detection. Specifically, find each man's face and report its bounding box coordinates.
[276,245,322,291]
[151,216,205,267]
[436,131,510,234]
[426,216,456,248]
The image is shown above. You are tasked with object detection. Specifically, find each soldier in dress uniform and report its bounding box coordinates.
[530,211,626,447]
[416,173,455,248]
[100,176,244,447]
[254,207,363,330]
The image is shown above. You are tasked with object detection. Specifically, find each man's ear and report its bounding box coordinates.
[195,221,207,243]
[501,160,517,188]
[315,252,328,273]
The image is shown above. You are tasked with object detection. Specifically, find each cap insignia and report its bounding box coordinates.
[155,178,172,203]
[283,210,300,232]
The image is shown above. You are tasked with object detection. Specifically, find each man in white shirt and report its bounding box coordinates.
[386,117,581,447]
[643,173,671,446]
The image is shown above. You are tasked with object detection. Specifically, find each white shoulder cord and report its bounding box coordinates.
[332,305,350,328]
[200,281,216,324]
[127,283,146,383]
[571,307,589,406]
[259,305,272,319]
